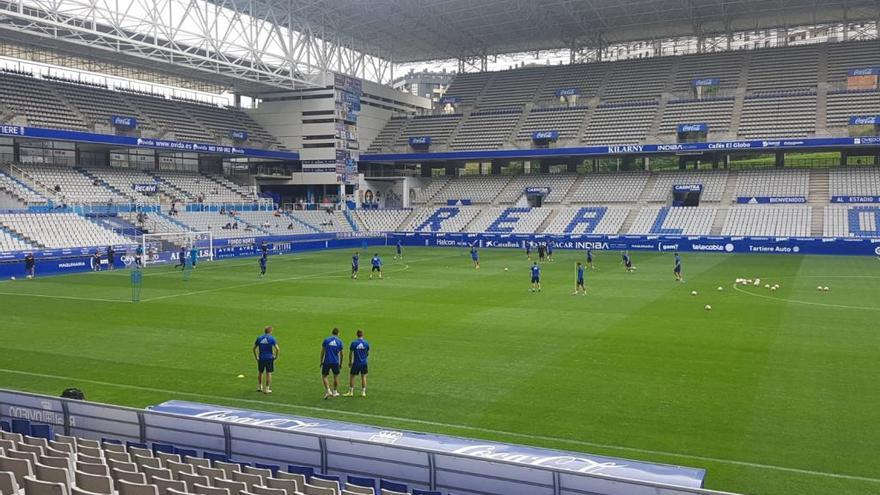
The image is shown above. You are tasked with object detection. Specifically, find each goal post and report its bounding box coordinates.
[141,231,214,266]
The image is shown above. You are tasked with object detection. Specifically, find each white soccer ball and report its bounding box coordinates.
[747,279,753,284]
[705,304,712,311]
[823,286,829,292]
[717,286,723,291]
[817,286,823,291]
[504,267,508,271]
[770,286,777,291]
[9,276,15,281]
[691,290,698,296]
[764,284,770,289]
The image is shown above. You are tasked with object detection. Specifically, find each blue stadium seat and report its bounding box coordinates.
[412,490,442,495]
[287,465,314,479]
[380,479,408,493]
[0,421,9,432]
[203,452,228,463]
[102,438,122,446]
[314,474,340,484]
[346,476,375,489]
[29,423,54,440]
[11,419,31,435]
[127,441,149,450]
[175,448,198,459]
[254,463,279,476]
[152,443,176,454]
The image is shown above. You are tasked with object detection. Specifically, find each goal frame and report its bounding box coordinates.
[141,231,214,266]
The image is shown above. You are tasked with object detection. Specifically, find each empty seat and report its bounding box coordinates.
[23,476,67,495]
[116,480,158,495]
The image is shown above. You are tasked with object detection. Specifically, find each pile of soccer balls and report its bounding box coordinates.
[735,277,781,291]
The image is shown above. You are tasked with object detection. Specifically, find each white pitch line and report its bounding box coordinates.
[731,282,880,312]
[0,367,877,485]
[0,291,129,303]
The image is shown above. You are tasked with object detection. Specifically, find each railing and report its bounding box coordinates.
[0,389,733,495]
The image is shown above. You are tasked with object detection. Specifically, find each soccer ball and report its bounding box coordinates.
[717,286,723,291]
[823,287,830,292]
[764,284,770,289]
[770,286,777,291]
[747,279,753,284]
[705,304,712,311]
[504,267,509,272]
[817,286,823,291]
[26,275,32,280]
[9,276,15,281]
[691,290,698,296]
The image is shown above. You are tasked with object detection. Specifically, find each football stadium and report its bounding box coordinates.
[1,1,880,495]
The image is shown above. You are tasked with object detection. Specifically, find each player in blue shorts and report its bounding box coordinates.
[622,251,635,272]
[252,326,279,394]
[369,253,383,279]
[573,261,586,295]
[351,251,360,279]
[673,252,683,282]
[546,241,554,261]
[470,244,480,269]
[320,328,344,399]
[189,245,198,268]
[586,247,595,270]
[135,244,144,268]
[395,240,403,259]
[525,241,532,260]
[343,329,370,397]
[259,252,267,277]
[529,262,541,292]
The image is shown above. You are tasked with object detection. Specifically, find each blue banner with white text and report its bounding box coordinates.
[736,196,807,204]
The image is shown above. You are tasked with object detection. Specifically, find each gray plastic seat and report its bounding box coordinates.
[116,480,158,495]
[74,471,113,495]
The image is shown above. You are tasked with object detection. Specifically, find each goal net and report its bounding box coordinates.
[141,231,214,266]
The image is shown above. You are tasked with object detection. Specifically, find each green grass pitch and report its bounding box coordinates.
[1,247,879,495]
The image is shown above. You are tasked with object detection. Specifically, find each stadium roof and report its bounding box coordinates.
[235,0,880,63]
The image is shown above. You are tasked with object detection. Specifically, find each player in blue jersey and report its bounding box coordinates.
[586,247,595,270]
[369,253,383,279]
[573,261,586,295]
[320,328,344,399]
[189,245,198,268]
[135,244,144,268]
[546,241,554,261]
[529,262,541,292]
[343,329,370,397]
[673,252,683,282]
[525,241,532,260]
[252,326,279,394]
[395,240,403,260]
[175,246,186,269]
[259,252,267,277]
[351,251,360,279]
[622,251,635,272]
[470,244,480,269]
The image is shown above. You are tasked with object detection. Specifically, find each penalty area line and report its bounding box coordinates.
[0,368,877,484]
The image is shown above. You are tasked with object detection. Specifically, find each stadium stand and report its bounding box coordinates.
[367,117,407,153]
[825,89,880,131]
[722,206,812,236]
[535,63,606,103]
[410,177,451,205]
[825,39,880,85]
[450,109,520,150]
[494,174,577,204]
[567,173,649,203]
[735,168,810,199]
[601,57,673,101]
[746,44,819,92]
[288,210,355,233]
[629,206,717,235]
[0,71,88,131]
[235,211,318,235]
[17,165,126,204]
[476,67,546,110]
[824,206,880,238]
[582,101,658,145]
[0,171,47,204]
[657,98,735,139]
[83,167,162,204]
[408,206,482,232]
[645,171,728,202]
[466,207,553,233]
[174,212,262,238]
[51,79,161,136]
[354,209,411,232]
[515,107,588,143]
[0,426,434,495]
[737,91,817,139]
[830,167,880,197]
[440,72,491,107]
[0,212,130,248]
[156,172,255,204]
[0,228,33,252]
[542,207,630,234]
[430,175,512,204]
[671,51,745,94]
[394,114,461,150]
